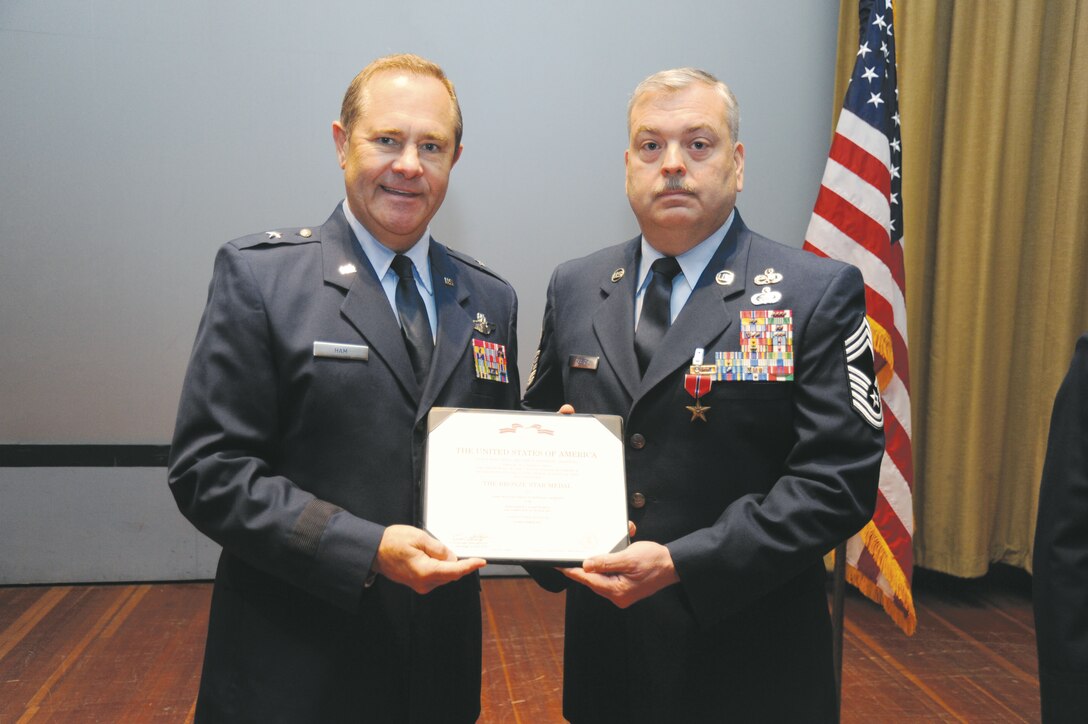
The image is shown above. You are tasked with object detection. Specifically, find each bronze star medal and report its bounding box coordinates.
[685,399,710,422]
[684,372,712,423]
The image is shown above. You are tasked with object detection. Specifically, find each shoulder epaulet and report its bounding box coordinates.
[445,247,510,285]
[233,226,319,250]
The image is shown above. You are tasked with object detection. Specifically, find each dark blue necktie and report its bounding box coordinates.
[391,255,434,385]
[634,256,681,376]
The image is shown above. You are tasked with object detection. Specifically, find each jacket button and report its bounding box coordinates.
[630,492,646,509]
[630,433,646,449]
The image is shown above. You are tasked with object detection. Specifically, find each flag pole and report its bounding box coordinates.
[832,540,847,714]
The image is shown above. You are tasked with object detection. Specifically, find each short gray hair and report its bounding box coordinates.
[627,68,740,143]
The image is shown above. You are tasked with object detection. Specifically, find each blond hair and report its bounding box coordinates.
[340,53,463,148]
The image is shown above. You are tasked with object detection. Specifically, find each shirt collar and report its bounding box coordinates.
[637,210,735,292]
[341,200,433,294]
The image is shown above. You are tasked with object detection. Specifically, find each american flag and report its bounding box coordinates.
[804,0,916,635]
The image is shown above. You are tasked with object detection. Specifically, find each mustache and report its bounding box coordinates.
[660,176,695,194]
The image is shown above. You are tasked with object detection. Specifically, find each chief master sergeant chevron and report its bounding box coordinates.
[522,67,884,722]
[168,54,518,723]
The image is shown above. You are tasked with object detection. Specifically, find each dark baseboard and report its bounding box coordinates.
[0,445,171,467]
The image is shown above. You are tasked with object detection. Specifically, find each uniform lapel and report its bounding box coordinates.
[418,241,472,421]
[637,216,753,398]
[592,239,642,401]
[319,207,419,400]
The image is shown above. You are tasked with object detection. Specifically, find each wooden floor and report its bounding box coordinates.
[0,569,1040,722]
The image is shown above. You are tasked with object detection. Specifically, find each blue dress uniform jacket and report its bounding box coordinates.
[169,206,519,723]
[1033,332,1088,723]
[522,213,883,723]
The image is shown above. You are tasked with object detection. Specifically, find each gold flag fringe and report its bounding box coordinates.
[843,520,917,635]
[867,314,896,392]
[847,314,916,634]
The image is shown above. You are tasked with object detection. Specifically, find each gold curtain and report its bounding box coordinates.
[834,0,1088,577]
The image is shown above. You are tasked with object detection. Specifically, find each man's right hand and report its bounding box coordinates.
[372,524,486,594]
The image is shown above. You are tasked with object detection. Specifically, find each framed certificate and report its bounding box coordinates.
[422,407,630,565]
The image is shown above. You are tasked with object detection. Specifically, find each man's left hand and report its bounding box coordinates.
[561,541,680,608]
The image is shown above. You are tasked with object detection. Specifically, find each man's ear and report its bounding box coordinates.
[332,121,349,169]
[734,141,745,193]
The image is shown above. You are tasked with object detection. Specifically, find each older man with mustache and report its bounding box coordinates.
[523,67,884,722]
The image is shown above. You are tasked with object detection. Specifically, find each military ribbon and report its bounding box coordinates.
[684,373,712,422]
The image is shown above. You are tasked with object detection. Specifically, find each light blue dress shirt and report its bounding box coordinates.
[635,210,736,328]
[341,200,438,342]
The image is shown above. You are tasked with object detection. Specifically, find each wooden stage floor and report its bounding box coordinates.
[0,569,1039,722]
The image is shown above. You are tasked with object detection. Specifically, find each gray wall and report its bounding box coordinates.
[0,1,840,583]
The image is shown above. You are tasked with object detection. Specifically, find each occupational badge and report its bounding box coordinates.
[472,338,508,383]
[611,268,625,283]
[265,231,282,239]
[751,286,782,306]
[844,318,883,429]
[754,268,784,285]
[473,313,495,335]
